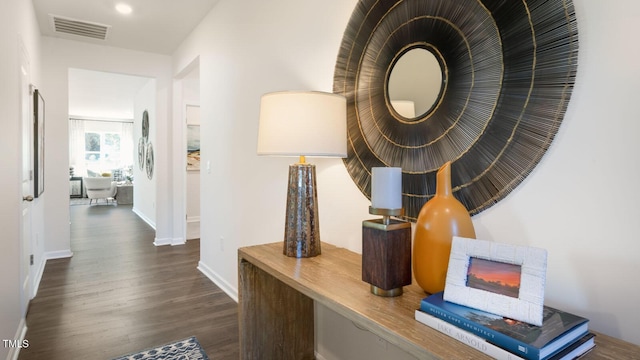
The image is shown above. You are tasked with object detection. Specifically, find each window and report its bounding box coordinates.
[84,132,121,169]
[69,119,133,179]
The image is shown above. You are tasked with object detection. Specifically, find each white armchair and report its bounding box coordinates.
[83,177,117,205]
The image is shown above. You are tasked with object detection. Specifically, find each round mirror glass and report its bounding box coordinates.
[388,48,443,119]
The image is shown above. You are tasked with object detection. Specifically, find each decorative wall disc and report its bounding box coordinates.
[333,0,579,220]
[142,110,150,141]
[145,142,154,180]
[138,137,146,170]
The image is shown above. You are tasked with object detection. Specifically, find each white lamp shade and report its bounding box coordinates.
[257,91,347,157]
[371,167,403,210]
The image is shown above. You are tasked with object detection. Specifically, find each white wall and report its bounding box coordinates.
[173,0,370,301]
[173,0,640,352]
[41,37,173,254]
[0,0,41,358]
[132,79,158,231]
[473,0,640,345]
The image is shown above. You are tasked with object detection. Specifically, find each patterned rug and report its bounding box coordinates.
[113,337,209,360]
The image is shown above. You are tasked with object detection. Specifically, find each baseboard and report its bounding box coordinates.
[45,250,73,260]
[171,237,186,246]
[7,318,27,360]
[32,255,47,298]
[197,261,238,302]
[153,237,172,246]
[186,218,200,240]
[187,216,200,223]
[132,207,156,230]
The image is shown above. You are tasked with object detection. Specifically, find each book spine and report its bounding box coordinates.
[415,310,525,360]
[420,301,539,359]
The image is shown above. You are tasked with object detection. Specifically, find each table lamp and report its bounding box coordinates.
[362,167,412,296]
[257,91,347,258]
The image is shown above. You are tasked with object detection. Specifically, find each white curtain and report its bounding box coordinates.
[69,119,86,177]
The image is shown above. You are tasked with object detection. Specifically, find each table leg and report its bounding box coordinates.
[239,258,314,359]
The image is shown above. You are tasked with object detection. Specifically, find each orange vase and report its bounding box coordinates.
[413,161,475,294]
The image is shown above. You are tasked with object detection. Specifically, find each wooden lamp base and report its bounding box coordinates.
[362,218,412,296]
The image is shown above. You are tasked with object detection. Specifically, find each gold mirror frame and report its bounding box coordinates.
[334,0,579,220]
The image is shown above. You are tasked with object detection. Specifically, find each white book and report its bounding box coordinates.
[415,309,525,360]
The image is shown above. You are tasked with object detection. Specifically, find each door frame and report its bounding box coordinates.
[19,39,34,316]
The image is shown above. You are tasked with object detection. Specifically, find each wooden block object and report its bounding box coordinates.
[362,219,412,295]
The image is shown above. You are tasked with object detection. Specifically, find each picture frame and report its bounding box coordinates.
[186,125,200,171]
[34,88,45,198]
[444,236,547,326]
[185,104,200,171]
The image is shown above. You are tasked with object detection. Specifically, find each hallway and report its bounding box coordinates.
[18,204,239,359]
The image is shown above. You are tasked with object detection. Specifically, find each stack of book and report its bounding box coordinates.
[415,292,595,360]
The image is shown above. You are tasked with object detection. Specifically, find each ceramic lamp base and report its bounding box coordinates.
[284,163,321,258]
[362,219,411,296]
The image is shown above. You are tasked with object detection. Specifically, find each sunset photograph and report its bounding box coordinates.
[466,257,522,298]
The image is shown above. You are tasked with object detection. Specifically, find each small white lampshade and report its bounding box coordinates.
[371,167,403,210]
[257,91,347,157]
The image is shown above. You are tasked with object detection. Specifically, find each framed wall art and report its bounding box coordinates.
[186,105,201,171]
[186,125,200,171]
[444,236,547,326]
[34,88,45,198]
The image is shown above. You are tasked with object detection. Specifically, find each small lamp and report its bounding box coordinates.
[257,91,347,258]
[362,167,412,296]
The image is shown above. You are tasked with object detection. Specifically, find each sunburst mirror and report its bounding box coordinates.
[334,0,579,220]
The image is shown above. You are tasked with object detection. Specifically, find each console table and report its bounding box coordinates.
[238,242,639,359]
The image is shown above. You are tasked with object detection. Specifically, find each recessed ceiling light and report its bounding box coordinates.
[115,3,133,15]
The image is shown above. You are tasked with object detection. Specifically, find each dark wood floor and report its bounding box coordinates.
[19,204,239,360]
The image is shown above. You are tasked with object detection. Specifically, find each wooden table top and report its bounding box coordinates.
[238,242,640,360]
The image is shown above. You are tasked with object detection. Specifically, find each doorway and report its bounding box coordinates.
[174,59,201,242]
[185,104,201,239]
[67,69,153,216]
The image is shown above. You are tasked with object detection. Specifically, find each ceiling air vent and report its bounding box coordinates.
[49,14,111,40]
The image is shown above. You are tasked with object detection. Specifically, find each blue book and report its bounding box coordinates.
[420,292,589,360]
